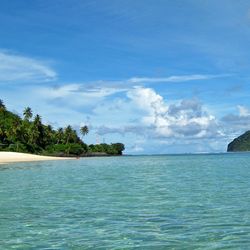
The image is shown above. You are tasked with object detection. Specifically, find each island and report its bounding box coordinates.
[227,131,250,152]
[0,100,125,157]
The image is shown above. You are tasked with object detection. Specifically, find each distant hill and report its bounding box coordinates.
[227,131,250,152]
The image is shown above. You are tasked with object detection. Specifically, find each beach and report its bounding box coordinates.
[0,152,71,164]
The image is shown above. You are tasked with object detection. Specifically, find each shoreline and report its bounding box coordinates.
[0,152,72,164]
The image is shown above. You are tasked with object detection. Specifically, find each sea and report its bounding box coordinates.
[0,154,250,249]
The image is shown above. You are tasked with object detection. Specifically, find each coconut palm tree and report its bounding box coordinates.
[56,128,64,144]
[64,125,73,144]
[23,107,33,121]
[80,125,89,140]
[32,114,44,147]
[44,125,54,145]
[0,99,6,111]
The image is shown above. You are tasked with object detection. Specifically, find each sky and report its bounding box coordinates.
[1,0,250,154]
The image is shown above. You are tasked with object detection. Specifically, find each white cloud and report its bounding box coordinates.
[0,51,57,82]
[221,105,250,134]
[44,84,127,98]
[41,73,226,90]
[127,86,221,138]
[38,84,128,108]
[238,105,250,117]
[41,84,79,98]
[82,86,128,98]
[128,74,222,83]
[127,86,167,114]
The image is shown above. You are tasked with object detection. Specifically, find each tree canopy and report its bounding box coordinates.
[0,100,125,156]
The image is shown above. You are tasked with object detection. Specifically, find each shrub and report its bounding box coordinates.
[45,143,87,156]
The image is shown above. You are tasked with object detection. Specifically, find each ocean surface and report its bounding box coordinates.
[0,154,250,249]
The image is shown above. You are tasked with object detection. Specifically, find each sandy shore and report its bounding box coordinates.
[0,152,72,164]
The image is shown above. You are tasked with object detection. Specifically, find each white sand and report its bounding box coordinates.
[0,152,72,164]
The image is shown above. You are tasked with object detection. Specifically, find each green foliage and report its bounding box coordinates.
[88,143,125,155]
[111,143,125,155]
[80,125,89,138]
[45,143,88,156]
[0,99,6,111]
[227,131,250,152]
[7,143,28,153]
[0,100,125,156]
[23,107,33,121]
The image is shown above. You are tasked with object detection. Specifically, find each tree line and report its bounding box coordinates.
[0,100,124,156]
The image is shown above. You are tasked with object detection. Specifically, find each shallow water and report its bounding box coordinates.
[0,154,250,249]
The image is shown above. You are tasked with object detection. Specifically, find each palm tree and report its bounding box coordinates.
[80,125,89,140]
[56,128,64,144]
[23,107,33,121]
[0,127,6,143]
[64,125,73,144]
[45,125,54,145]
[0,99,6,111]
[32,114,44,147]
[34,114,42,124]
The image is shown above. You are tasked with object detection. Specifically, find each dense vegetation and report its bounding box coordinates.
[0,100,125,156]
[227,131,250,152]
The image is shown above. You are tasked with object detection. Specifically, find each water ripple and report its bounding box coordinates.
[1,154,250,249]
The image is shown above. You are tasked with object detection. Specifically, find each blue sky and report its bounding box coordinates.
[1,0,250,153]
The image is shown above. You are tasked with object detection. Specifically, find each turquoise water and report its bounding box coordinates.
[0,154,250,249]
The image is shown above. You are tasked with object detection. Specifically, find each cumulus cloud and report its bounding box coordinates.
[37,83,226,143]
[222,105,250,129]
[0,51,57,82]
[127,86,221,138]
